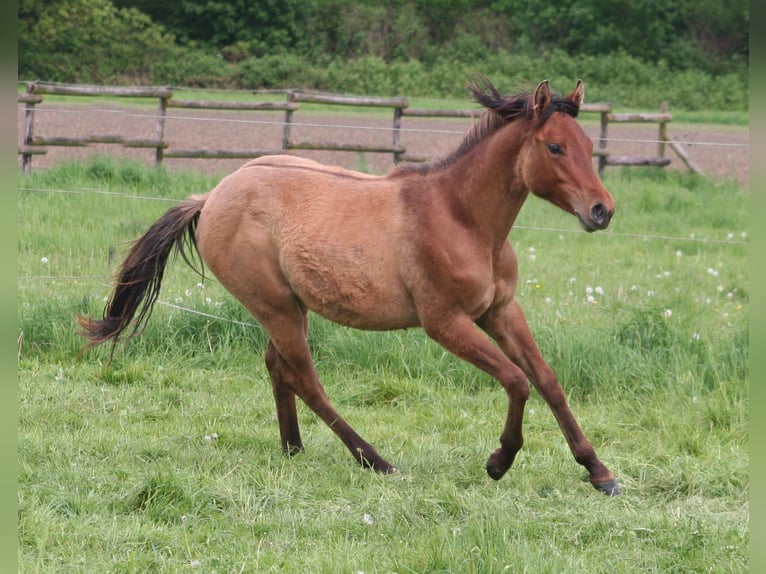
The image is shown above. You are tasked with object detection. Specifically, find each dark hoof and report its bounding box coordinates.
[485,459,508,481]
[378,464,398,475]
[592,478,621,496]
[283,444,304,457]
[359,453,397,474]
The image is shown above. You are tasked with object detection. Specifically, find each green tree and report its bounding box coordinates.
[19,0,177,83]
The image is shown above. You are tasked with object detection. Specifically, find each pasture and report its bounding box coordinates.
[18,157,748,572]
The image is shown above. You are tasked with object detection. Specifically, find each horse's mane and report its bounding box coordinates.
[396,77,579,175]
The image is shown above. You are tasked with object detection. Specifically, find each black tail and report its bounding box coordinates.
[77,194,208,349]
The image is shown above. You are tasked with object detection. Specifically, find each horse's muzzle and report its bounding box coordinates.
[577,202,613,232]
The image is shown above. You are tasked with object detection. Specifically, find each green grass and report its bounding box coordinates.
[18,157,748,572]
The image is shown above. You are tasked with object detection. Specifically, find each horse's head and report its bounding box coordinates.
[519,80,614,232]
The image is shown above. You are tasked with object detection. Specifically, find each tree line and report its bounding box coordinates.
[18,0,749,110]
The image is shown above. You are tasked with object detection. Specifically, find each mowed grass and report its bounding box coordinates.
[18,157,748,572]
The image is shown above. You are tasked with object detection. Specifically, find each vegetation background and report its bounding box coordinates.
[16,1,750,571]
[18,0,749,110]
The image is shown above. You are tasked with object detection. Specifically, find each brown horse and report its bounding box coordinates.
[78,78,619,495]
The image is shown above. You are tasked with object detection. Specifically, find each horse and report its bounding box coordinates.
[78,78,619,495]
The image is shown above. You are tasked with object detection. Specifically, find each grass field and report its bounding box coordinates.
[18,157,748,572]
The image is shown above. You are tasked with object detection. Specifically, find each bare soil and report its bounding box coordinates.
[19,103,749,186]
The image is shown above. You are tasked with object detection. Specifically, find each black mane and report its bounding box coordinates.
[395,77,579,175]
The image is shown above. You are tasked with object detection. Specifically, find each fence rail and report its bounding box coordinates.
[18,82,699,176]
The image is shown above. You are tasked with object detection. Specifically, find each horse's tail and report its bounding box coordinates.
[77,193,209,350]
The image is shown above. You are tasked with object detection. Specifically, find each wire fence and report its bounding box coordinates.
[18,182,748,331]
[17,102,749,150]
[17,81,749,180]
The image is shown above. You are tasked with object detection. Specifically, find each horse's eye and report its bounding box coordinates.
[548,143,562,155]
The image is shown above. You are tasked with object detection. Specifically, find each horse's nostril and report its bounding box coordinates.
[590,203,608,226]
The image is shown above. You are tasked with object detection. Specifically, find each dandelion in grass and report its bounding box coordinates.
[663,309,672,318]
[40,256,48,264]
[362,513,374,525]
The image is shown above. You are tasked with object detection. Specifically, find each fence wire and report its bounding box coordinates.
[17,104,749,149]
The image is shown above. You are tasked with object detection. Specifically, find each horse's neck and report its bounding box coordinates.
[438,125,530,247]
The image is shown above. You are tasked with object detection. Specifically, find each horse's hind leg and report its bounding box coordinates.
[480,300,620,495]
[265,341,303,455]
[260,307,396,474]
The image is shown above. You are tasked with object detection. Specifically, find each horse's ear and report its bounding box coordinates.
[532,80,551,115]
[568,79,584,107]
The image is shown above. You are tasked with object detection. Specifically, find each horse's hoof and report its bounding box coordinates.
[592,478,621,496]
[371,463,397,475]
[485,459,507,481]
[361,455,397,475]
[283,444,304,457]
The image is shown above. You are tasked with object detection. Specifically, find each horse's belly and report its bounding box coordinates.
[282,249,418,330]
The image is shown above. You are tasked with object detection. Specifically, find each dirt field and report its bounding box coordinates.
[18,103,749,186]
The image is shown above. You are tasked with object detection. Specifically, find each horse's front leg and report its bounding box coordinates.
[478,300,620,495]
[422,313,531,479]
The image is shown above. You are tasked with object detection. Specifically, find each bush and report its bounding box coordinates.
[19,0,176,84]
[18,5,748,112]
[150,47,232,87]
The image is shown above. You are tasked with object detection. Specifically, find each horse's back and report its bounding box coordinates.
[196,156,421,330]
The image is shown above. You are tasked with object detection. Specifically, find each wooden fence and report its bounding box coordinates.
[18,81,700,175]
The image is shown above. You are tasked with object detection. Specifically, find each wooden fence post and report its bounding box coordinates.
[657,101,669,160]
[21,83,37,175]
[283,91,296,150]
[393,107,403,164]
[598,109,609,175]
[155,92,169,166]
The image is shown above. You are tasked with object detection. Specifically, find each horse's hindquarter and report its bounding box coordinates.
[196,160,420,330]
